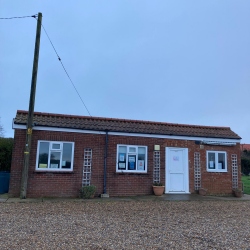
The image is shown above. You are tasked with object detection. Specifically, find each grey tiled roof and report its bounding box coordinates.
[14,110,241,139]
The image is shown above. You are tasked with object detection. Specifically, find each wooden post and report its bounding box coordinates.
[20,12,42,199]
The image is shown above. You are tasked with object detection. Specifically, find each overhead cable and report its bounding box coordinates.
[35,17,92,117]
[1,14,92,117]
[0,15,37,20]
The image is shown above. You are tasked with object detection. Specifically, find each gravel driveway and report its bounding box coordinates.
[0,200,249,249]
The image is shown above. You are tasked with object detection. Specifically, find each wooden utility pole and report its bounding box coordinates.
[20,12,42,199]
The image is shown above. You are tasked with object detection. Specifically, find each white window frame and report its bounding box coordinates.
[116,144,147,173]
[206,151,227,172]
[36,140,74,171]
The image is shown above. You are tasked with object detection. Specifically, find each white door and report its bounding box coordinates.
[165,147,189,193]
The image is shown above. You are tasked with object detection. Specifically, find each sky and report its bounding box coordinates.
[1,1,250,142]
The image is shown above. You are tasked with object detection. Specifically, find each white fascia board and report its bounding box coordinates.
[12,123,106,135]
[12,123,241,143]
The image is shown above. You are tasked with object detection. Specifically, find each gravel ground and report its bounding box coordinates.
[0,200,249,249]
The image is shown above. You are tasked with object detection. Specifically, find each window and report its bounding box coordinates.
[116,145,147,173]
[206,151,227,172]
[36,141,74,171]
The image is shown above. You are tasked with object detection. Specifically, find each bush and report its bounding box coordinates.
[0,137,14,172]
[241,149,250,175]
[153,182,164,186]
[79,185,96,199]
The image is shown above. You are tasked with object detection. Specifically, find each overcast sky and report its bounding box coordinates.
[1,1,249,142]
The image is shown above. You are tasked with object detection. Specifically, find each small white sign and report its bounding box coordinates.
[173,156,179,161]
[119,163,126,169]
[209,161,214,169]
[50,164,58,168]
[129,157,135,162]
[138,160,144,170]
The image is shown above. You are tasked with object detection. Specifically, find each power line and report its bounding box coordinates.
[1,14,92,117]
[0,15,37,20]
[35,17,92,117]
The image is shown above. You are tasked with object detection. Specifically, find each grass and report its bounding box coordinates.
[242,176,250,194]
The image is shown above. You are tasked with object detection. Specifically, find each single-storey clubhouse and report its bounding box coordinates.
[9,110,242,198]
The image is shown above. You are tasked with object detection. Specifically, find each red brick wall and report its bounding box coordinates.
[197,144,241,195]
[9,129,241,197]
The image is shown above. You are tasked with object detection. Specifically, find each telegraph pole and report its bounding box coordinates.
[20,12,42,199]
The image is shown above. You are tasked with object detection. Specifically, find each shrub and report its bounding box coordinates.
[80,185,96,199]
[0,137,14,172]
[153,182,164,186]
[241,156,250,175]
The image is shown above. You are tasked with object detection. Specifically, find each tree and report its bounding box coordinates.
[241,150,250,175]
[0,117,4,137]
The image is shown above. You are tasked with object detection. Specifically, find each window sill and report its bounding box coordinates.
[115,172,149,175]
[207,170,227,173]
[34,170,74,174]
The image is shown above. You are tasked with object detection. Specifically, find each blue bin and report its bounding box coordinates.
[0,172,10,194]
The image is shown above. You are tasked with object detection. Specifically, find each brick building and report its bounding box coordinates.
[9,110,242,198]
[241,144,250,151]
